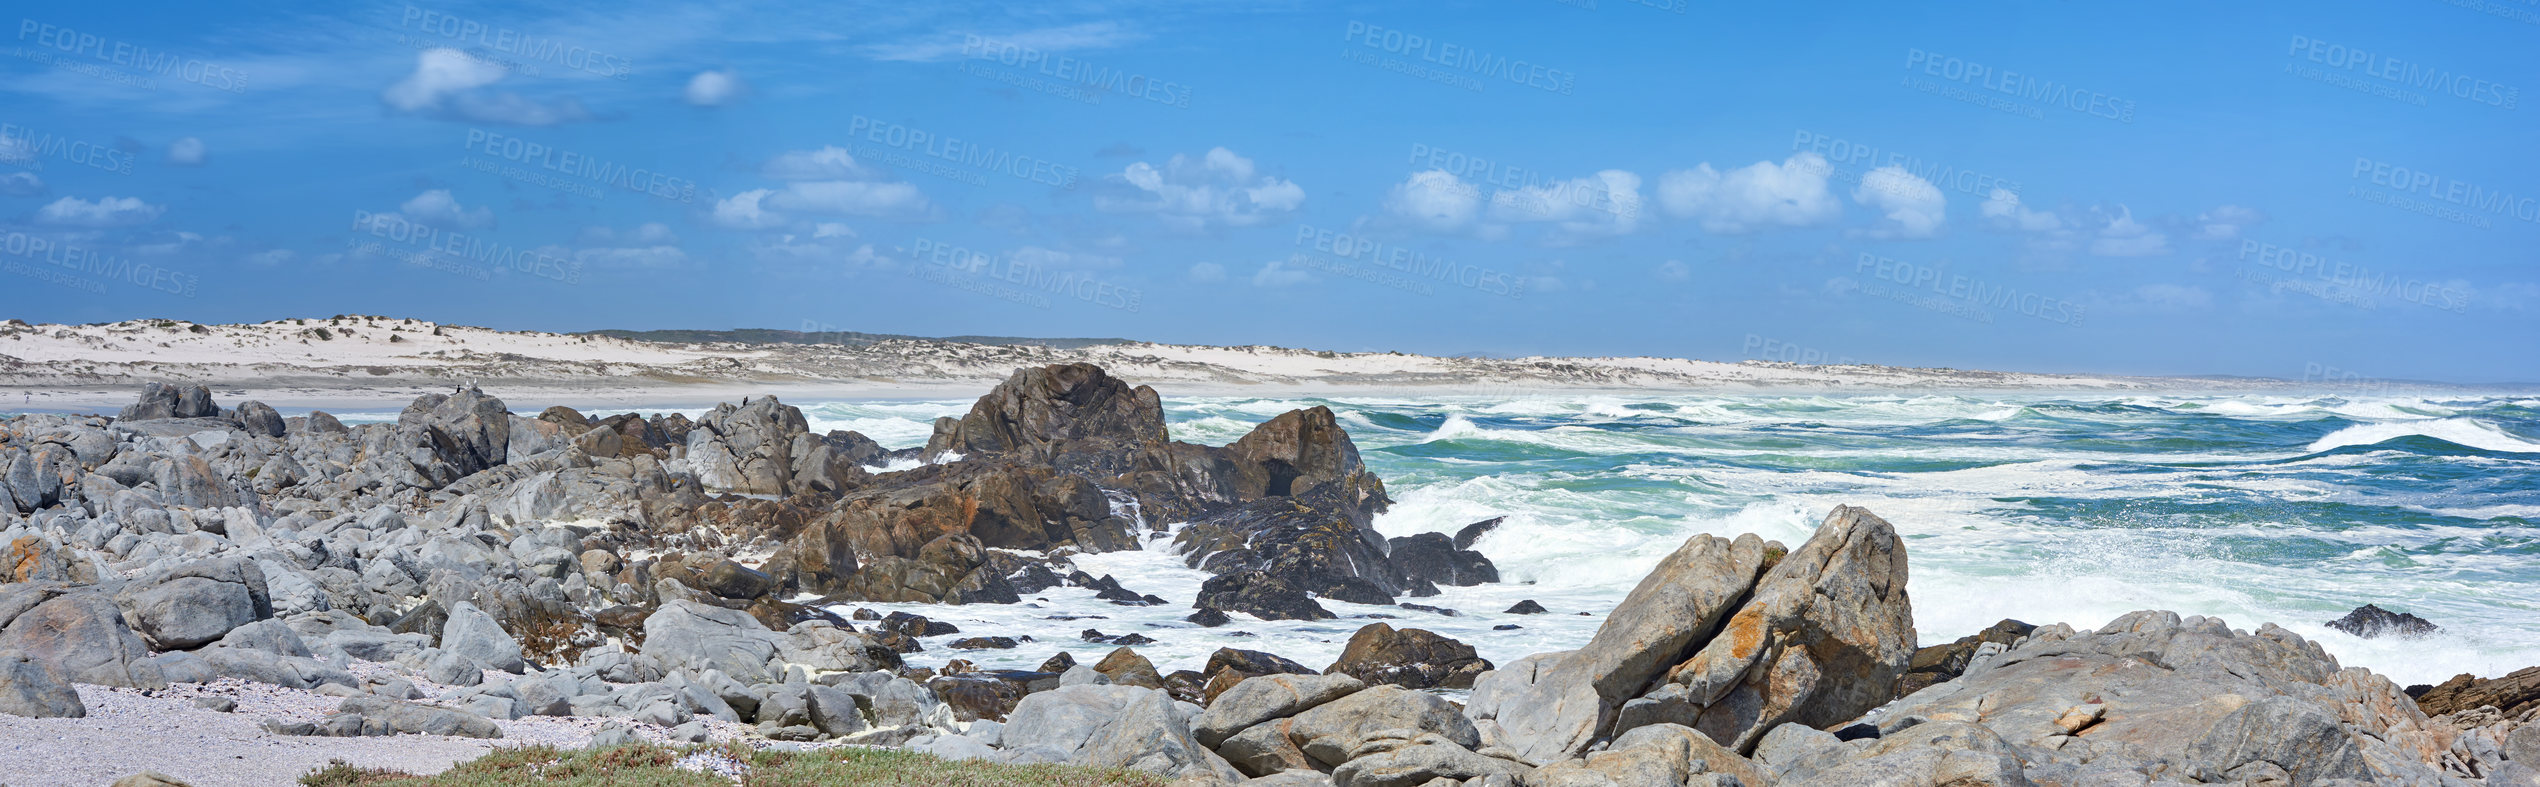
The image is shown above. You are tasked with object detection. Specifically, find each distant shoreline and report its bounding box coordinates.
[0,316,2519,415]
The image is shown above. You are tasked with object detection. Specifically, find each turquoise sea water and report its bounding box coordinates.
[787,392,2540,686]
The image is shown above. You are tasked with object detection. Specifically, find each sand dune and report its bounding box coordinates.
[0,315,2318,411]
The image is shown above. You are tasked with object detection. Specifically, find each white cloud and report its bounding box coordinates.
[2193,205,2265,240]
[1487,170,1642,239]
[382,48,588,126]
[1978,188,2060,232]
[762,146,873,180]
[243,249,296,267]
[383,49,503,112]
[1657,153,1839,233]
[1100,147,1303,229]
[1853,165,1945,239]
[399,189,495,230]
[1251,258,1313,287]
[684,69,744,107]
[1655,260,1690,282]
[863,22,1143,62]
[751,231,885,271]
[767,180,930,218]
[1188,262,1227,283]
[712,189,783,229]
[812,222,855,239]
[1384,170,1482,232]
[0,172,40,196]
[35,195,163,227]
[2090,205,2170,257]
[167,137,206,166]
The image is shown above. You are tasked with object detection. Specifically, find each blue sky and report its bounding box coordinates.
[2,0,2534,382]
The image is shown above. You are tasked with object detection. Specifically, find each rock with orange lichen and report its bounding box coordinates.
[1465,505,1913,764]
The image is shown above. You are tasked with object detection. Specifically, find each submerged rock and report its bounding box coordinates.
[2325,603,2439,640]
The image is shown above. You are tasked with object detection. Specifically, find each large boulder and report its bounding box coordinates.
[1818,610,2463,785]
[440,601,526,673]
[1466,530,1769,764]
[1620,505,1913,753]
[1469,506,1913,763]
[117,382,219,421]
[1278,685,1480,770]
[280,696,503,739]
[2325,603,2439,640]
[2418,665,2540,717]
[0,593,164,688]
[1194,672,1365,748]
[0,650,84,718]
[1329,733,1533,787]
[1178,481,1406,606]
[685,396,861,498]
[997,684,1240,781]
[364,386,511,489]
[640,600,787,684]
[1385,531,1497,588]
[232,400,285,437]
[638,601,879,685]
[121,576,257,650]
[1324,623,1490,690]
[7,535,95,584]
[923,363,1172,477]
[108,558,271,651]
[1193,570,1332,622]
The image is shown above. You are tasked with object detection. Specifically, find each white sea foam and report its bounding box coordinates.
[780,392,2540,687]
[2307,418,2540,454]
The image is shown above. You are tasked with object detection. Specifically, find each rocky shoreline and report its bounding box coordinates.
[2,362,2535,785]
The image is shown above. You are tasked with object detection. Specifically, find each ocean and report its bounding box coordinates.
[782,392,2540,688]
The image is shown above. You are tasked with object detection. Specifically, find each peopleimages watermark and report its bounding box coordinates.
[906,239,1142,313]
[1546,0,1690,14]
[14,19,246,93]
[1742,334,1859,366]
[2302,362,2397,397]
[397,5,629,79]
[2349,156,2537,229]
[0,230,199,297]
[1855,252,2087,326]
[1790,130,2021,200]
[393,33,539,77]
[2238,239,2469,313]
[349,211,582,285]
[1293,223,1529,299]
[1901,48,2135,123]
[2285,35,2519,110]
[461,129,697,204]
[0,121,135,174]
[2421,0,2540,26]
[958,34,1191,109]
[846,115,1079,190]
[1407,143,1637,221]
[1342,22,1575,95]
[1282,252,1436,297]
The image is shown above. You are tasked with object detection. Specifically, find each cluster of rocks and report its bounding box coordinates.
[6,364,2539,786]
[0,365,1509,744]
